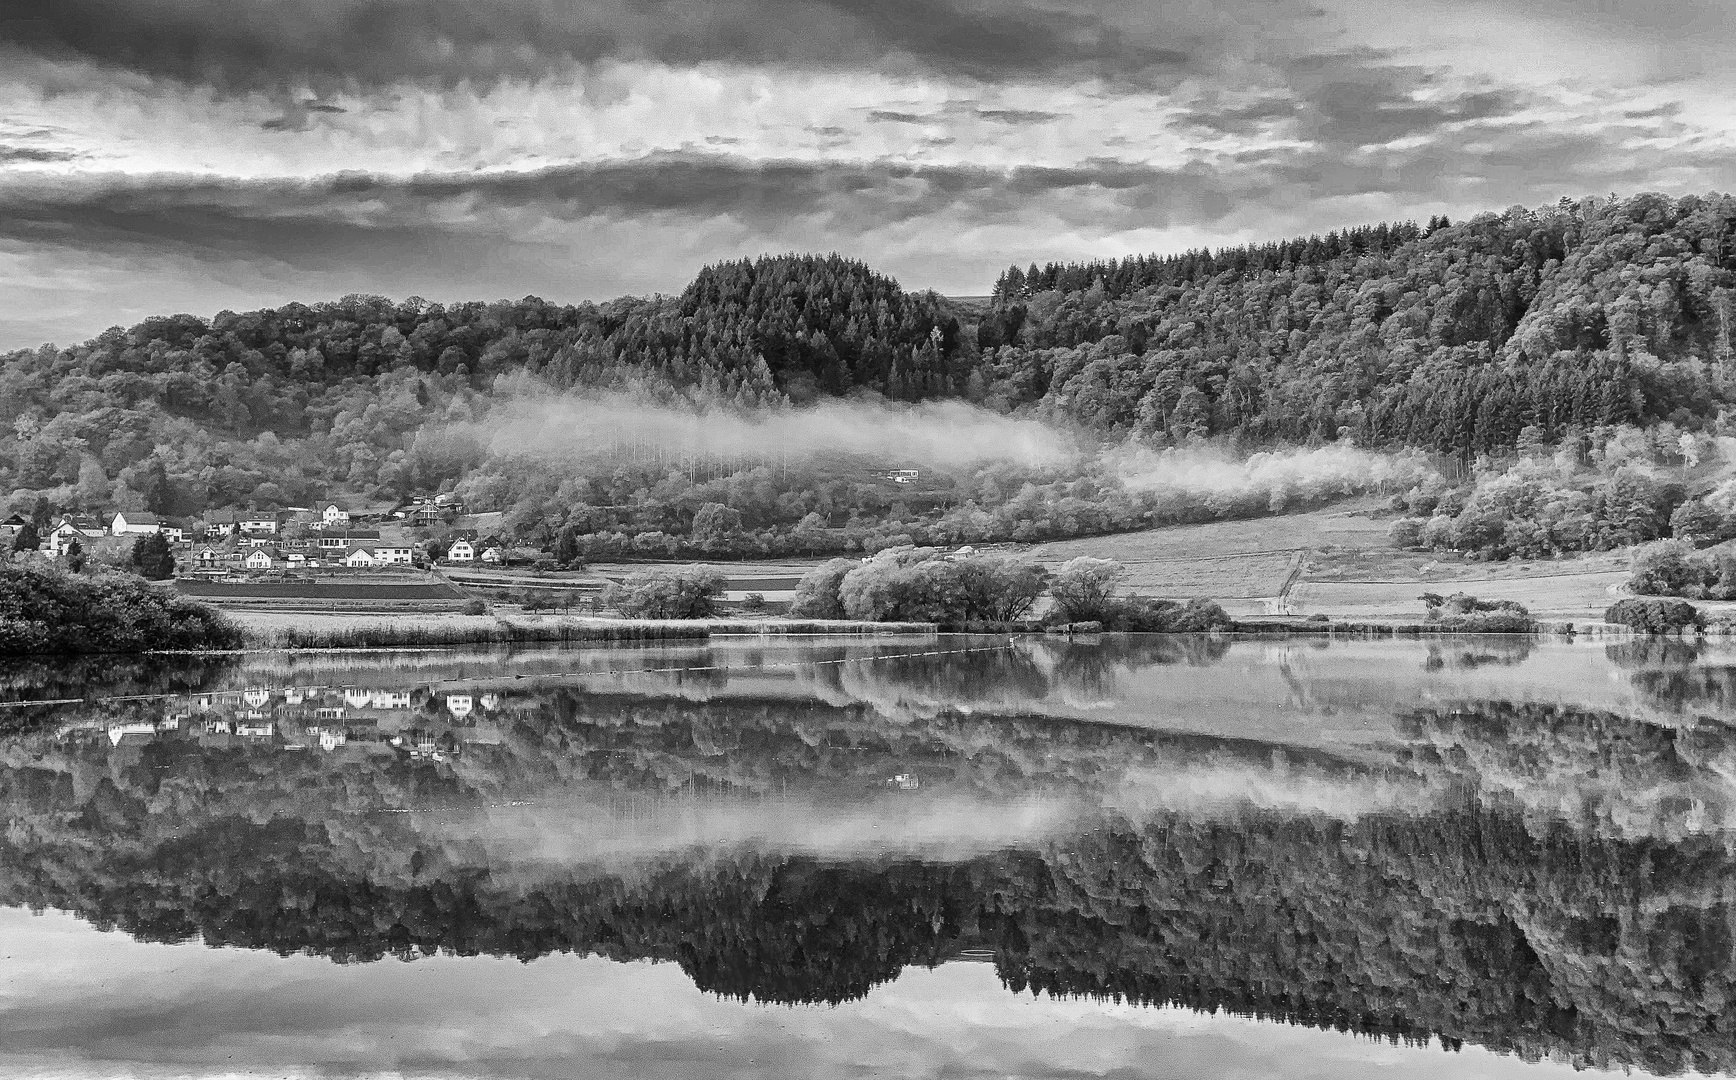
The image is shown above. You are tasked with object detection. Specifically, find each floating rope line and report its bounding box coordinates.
[0,641,1019,711]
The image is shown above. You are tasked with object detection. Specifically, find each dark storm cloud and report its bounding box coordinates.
[0,145,79,163]
[0,0,1199,91]
[976,108,1064,124]
[0,154,1255,268]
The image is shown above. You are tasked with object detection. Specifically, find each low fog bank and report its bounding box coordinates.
[472,392,1081,468]
[1111,443,1437,511]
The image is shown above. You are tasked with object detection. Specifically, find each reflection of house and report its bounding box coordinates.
[244,550,273,570]
[242,689,271,708]
[314,707,347,720]
[236,721,275,738]
[107,722,157,745]
[445,694,474,719]
[447,540,475,562]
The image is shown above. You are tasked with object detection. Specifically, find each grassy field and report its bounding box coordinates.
[203,496,1670,630]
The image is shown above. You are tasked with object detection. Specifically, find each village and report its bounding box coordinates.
[0,493,521,577]
[58,679,509,764]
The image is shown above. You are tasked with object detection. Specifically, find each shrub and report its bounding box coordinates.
[1101,596,1234,632]
[1049,557,1127,622]
[838,549,1048,623]
[1606,597,1705,634]
[130,533,176,580]
[1628,540,1715,597]
[460,598,488,615]
[602,565,727,619]
[741,592,769,614]
[0,565,243,654]
[790,558,858,619]
[1387,518,1425,549]
[1420,591,1535,632]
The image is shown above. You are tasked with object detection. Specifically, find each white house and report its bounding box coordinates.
[239,512,280,535]
[245,549,273,570]
[374,546,414,565]
[480,546,503,563]
[56,515,106,539]
[110,511,164,536]
[447,540,475,562]
[344,547,378,567]
[194,546,221,567]
[321,503,350,527]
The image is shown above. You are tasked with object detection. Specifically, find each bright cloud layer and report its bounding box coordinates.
[1,0,1733,348]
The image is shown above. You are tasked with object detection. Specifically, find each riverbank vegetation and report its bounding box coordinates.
[0,564,242,654]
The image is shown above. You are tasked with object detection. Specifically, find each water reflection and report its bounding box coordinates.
[3,636,1736,1077]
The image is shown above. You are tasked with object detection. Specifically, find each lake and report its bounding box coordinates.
[0,633,1732,1079]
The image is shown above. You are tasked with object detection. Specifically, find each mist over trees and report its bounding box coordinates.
[4,194,1734,557]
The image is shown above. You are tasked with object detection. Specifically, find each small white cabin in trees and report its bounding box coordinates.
[110,511,164,536]
[480,546,503,563]
[447,540,475,562]
[321,503,351,527]
[244,549,273,570]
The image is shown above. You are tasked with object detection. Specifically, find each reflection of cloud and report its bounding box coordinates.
[0,908,1572,1080]
[1111,763,1432,819]
[433,793,1092,869]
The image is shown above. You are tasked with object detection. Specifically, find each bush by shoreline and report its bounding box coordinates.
[0,565,244,655]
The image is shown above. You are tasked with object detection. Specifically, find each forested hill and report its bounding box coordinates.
[2,194,1734,540]
[982,193,1735,451]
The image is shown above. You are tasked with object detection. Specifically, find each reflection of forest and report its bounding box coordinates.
[1,688,1736,1074]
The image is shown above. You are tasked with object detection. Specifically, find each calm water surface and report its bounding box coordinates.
[0,633,1732,1079]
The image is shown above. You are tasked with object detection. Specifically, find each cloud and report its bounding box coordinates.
[0,145,78,163]
[0,0,1217,92]
[0,154,1249,264]
[976,108,1064,124]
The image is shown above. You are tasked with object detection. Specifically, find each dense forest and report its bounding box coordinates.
[5,194,1736,557]
[1,681,1734,1073]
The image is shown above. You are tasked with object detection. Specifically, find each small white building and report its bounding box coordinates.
[480,546,503,563]
[245,549,273,570]
[239,512,279,535]
[321,503,351,527]
[447,540,475,562]
[110,511,165,536]
[376,546,414,565]
[445,694,474,719]
[345,547,378,567]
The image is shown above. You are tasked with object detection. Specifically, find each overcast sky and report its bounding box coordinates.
[2,0,1734,349]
